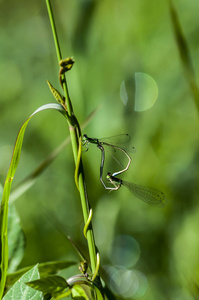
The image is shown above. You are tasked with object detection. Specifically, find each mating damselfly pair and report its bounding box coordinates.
[82,134,167,208]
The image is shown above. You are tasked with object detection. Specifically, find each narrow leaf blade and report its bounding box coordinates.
[10,106,99,203]
[0,103,67,298]
[169,0,199,109]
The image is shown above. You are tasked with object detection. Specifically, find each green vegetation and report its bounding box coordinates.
[0,0,199,299]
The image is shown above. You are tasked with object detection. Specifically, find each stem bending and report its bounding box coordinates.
[45,0,98,275]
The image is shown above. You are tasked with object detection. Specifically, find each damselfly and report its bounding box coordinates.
[82,134,135,188]
[106,173,167,208]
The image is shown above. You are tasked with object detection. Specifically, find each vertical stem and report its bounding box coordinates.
[46,0,72,115]
[45,0,97,273]
[45,0,62,62]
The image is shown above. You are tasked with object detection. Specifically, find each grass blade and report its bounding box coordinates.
[168,0,199,111]
[10,106,100,202]
[0,103,67,299]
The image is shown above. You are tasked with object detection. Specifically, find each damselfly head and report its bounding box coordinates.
[82,134,88,144]
[106,173,112,179]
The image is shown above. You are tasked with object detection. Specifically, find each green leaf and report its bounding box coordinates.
[6,260,76,287]
[26,275,68,294]
[3,264,43,300]
[71,284,90,300]
[93,286,104,300]
[0,103,68,299]
[38,261,77,277]
[71,282,104,300]
[7,202,25,273]
[67,274,105,299]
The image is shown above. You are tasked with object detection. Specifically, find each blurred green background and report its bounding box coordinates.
[0,0,199,299]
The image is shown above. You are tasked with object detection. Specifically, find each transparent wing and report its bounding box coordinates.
[82,134,135,177]
[99,134,136,153]
[122,181,167,207]
[99,134,130,145]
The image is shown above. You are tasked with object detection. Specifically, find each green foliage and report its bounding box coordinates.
[6,261,77,287]
[71,284,91,300]
[168,0,199,110]
[0,104,68,299]
[70,282,104,300]
[26,275,68,295]
[3,265,43,300]
[0,0,199,299]
[7,202,25,273]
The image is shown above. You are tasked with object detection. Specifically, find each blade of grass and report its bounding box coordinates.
[168,0,199,111]
[10,106,100,202]
[0,103,68,299]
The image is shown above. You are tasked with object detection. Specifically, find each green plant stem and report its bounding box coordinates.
[45,0,72,115]
[45,0,97,274]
